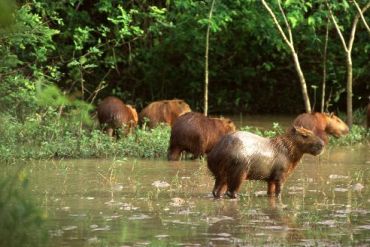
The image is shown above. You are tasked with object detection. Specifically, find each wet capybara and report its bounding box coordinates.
[207,126,324,199]
[97,96,138,137]
[292,112,349,144]
[139,99,191,128]
[168,112,236,161]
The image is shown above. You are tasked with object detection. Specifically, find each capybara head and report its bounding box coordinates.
[324,113,349,137]
[220,118,236,133]
[171,99,191,116]
[126,104,138,124]
[289,126,324,156]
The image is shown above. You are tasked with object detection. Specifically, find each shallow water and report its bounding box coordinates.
[4,142,370,246]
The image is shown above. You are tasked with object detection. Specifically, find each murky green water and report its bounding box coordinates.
[4,143,370,246]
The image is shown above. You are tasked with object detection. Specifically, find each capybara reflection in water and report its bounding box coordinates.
[97,96,138,137]
[139,99,191,128]
[168,112,236,161]
[292,112,349,144]
[207,126,324,199]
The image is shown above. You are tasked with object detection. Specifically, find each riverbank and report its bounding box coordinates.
[1,113,368,161]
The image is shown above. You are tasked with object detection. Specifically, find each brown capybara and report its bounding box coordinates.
[139,99,191,128]
[292,112,349,144]
[207,126,324,199]
[168,112,236,161]
[97,96,138,137]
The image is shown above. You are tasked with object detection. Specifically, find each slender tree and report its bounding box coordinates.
[261,0,312,113]
[321,18,330,113]
[204,0,216,116]
[326,0,370,128]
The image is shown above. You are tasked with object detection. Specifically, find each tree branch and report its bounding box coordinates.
[349,1,370,52]
[277,0,293,44]
[353,0,370,35]
[326,0,349,52]
[261,0,294,51]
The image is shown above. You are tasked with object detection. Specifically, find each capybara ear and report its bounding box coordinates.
[329,112,334,118]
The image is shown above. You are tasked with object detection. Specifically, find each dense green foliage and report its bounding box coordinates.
[1,0,369,116]
[0,170,47,247]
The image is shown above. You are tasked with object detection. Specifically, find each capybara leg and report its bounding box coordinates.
[107,128,114,137]
[275,181,283,198]
[212,177,227,198]
[168,147,182,161]
[226,171,247,199]
[267,181,276,197]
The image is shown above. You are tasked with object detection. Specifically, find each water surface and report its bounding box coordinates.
[5,143,370,246]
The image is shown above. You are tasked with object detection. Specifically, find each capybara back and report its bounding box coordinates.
[97,96,137,137]
[139,99,191,128]
[168,112,236,161]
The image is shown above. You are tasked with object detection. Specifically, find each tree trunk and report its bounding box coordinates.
[261,0,311,113]
[321,19,329,113]
[346,53,353,127]
[292,52,311,113]
[204,0,216,116]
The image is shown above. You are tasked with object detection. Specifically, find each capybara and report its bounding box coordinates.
[139,99,191,128]
[168,112,236,161]
[97,96,138,137]
[207,126,324,199]
[292,112,349,144]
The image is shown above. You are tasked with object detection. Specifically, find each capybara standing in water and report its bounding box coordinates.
[97,96,138,137]
[207,126,324,199]
[292,112,349,144]
[168,112,236,161]
[139,99,191,128]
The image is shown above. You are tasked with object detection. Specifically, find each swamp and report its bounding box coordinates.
[3,135,370,246]
[1,0,370,246]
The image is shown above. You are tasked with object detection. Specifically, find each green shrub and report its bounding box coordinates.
[0,169,47,247]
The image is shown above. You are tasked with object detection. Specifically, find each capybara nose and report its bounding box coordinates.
[316,139,324,151]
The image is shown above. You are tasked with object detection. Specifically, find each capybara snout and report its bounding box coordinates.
[290,126,324,155]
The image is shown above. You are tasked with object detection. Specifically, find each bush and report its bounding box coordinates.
[0,169,47,247]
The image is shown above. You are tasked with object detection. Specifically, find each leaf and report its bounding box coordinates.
[307,16,315,26]
[287,16,298,28]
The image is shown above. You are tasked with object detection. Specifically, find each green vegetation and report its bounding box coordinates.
[0,169,47,247]
[0,112,368,161]
[0,0,369,161]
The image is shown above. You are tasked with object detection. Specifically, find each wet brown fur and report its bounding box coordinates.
[139,99,191,128]
[168,112,236,161]
[207,126,324,199]
[97,96,138,137]
[293,112,349,144]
